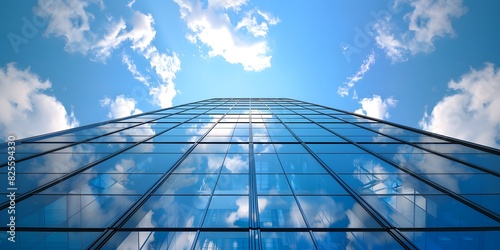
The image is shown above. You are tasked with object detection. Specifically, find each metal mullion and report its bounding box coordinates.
[89,99,235,249]
[274,102,417,250]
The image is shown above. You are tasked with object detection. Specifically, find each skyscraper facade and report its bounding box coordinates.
[0,98,499,249]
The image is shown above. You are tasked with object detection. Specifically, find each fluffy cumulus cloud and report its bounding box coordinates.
[338,51,375,97]
[174,0,279,71]
[419,63,500,148]
[100,95,143,119]
[355,95,398,120]
[374,0,466,62]
[35,0,181,109]
[0,63,79,140]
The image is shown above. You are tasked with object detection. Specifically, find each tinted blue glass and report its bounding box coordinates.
[41,173,162,194]
[340,174,441,195]
[255,154,284,173]
[384,148,483,174]
[192,143,229,153]
[125,143,193,153]
[155,174,217,194]
[261,232,315,249]
[254,143,277,153]
[173,154,225,173]
[227,143,249,153]
[10,231,101,250]
[278,154,326,173]
[0,194,139,228]
[361,195,500,228]
[222,154,249,173]
[214,174,249,194]
[314,231,403,249]
[289,174,346,194]
[87,153,184,173]
[123,196,209,228]
[291,128,333,136]
[403,231,499,250]
[256,174,292,194]
[307,143,365,154]
[270,136,298,142]
[299,136,346,143]
[297,196,380,228]
[11,152,108,174]
[317,153,403,174]
[102,231,196,250]
[274,144,307,153]
[203,196,249,227]
[258,196,306,228]
[195,232,249,250]
[464,195,500,215]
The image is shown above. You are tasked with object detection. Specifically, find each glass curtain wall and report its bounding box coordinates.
[0,98,499,249]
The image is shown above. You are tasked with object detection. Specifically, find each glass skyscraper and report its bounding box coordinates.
[0,98,499,249]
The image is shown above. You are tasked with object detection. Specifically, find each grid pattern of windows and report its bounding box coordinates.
[1,98,499,249]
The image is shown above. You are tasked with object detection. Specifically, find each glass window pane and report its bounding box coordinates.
[123,196,209,228]
[317,153,403,174]
[289,174,347,194]
[297,196,380,228]
[0,194,139,228]
[278,154,326,173]
[192,144,229,153]
[256,174,292,194]
[261,232,315,250]
[258,196,306,228]
[203,196,249,228]
[214,174,249,194]
[314,231,404,249]
[222,154,249,173]
[361,195,499,228]
[41,173,163,195]
[174,154,225,173]
[255,154,283,173]
[103,231,196,250]
[86,153,184,174]
[274,144,307,153]
[402,231,498,250]
[12,231,100,250]
[339,174,441,195]
[195,232,248,250]
[155,174,217,195]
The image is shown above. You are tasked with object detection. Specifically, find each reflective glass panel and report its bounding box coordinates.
[195,232,248,250]
[123,196,209,228]
[255,154,283,173]
[314,231,403,249]
[256,174,292,194]
[103,231,196,250]
[258,196,306,228]
[297,196,380,228]
[155,174,217,194]
[403,231,498,250]
[214,174,249,194]
[173,154,225,173]
[203,196,249,228]
[278,154,326,173]
[288,174,347,194]
[261,232,315,250]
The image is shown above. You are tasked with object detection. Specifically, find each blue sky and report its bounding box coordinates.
[1,0,499,149]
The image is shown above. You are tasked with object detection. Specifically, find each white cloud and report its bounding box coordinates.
[99,95,142,119]
[355,95,397,120]
[35,1,181,109]
[0,63,79,140]
[419,63,500,148]
[34,0,101,53]
[122,53,150,86]
[174,0,279,71]
[338,51,375,97]
[375,0,466,62]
